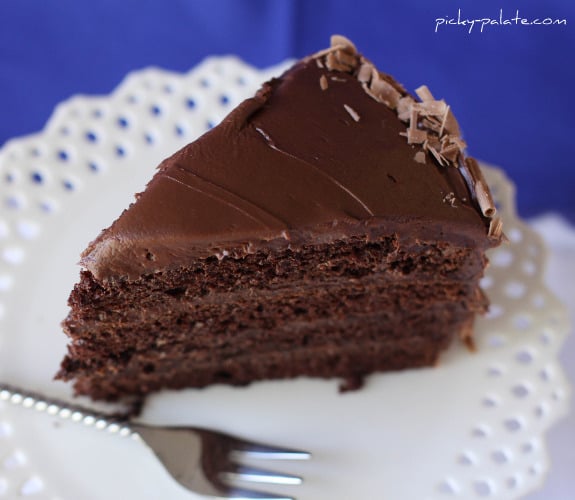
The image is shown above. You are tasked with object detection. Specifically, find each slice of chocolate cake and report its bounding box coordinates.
[58,36,502,401]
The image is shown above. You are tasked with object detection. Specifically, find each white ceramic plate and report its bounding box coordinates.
[0,57,570,499]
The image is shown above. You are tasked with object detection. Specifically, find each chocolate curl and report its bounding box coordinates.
[465,157,496,217]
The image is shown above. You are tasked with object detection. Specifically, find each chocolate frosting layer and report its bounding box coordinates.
[81,39,496,281]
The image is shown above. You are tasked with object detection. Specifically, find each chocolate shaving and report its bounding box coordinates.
[476,184,497,218]
[370,78,401,109]
[343,104,360,122]
[397,96,414,122]
[427,146,448,167]
[413,100,448,117]
[421,116,443,134]
[330,34,358,53]
[361,82,379,102]
[415,85,435,102]
[319,74,328,91]
[443,108,461,136]
[335,50,357,68]
[406,127,427,145]
[357,62,373,83]
[414,151,426,164]
[443,192,457,207]
[439,105,450,136]
[439,143,461,163]
[325,51,342,72]
[488,217,503,239]
[465,158,496,217]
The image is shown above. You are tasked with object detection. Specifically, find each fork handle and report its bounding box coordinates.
[0,382,135,438]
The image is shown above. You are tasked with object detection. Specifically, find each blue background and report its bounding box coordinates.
[1,0,573,220]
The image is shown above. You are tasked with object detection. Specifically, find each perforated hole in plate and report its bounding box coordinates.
[438,478,460,495]
[513,313,533,330]
[38,198,58,214]
[485,304,504,320]
[174,124,186,137]
[19,476,44,496]
[535,402,549,419]
[491,449,511,465]
[56,149,70,162]
[30,171,46,185]
[516,348,536,365]
[511,382,532,399]
[16,220,40,240]
[4,194,25,211]
[0,275,13,292]
[2,246,25,265]
[486,334,506,348]
[457,451,477,466]
[92,108,104,119]
[0,477,7,496]
[480,275,494,289]
[521,441,536,455]
[88,161,103,173]
[487,365,505,378]
[482,394,501,408]
[492,249,514,267]
[504,417,525,433]
[472,424,492,438]
[117,116,130,129]
[62,179,76,191]
[521,260,537,276]
[504,281,527,299]
[528,463,542,477]
[2,450,26,470]
[85,131,99,143]
[0,421,12,438]
[473,479,494,497]
[506,227,523,243]
[531,293,546,308]
[551,388,566,402]
[507,475,521,490]
[3,171,17,185]
[115,145,127,158]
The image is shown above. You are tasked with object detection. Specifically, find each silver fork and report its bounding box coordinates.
[0,383,310,499]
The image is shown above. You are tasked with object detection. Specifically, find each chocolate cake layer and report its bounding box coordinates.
[58,36,501,401]
[65,312,470,400]
[65,278,483,355]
